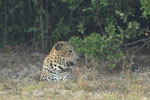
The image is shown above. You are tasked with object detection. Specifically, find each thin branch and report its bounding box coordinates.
[124,38,150,46]
[133,42,147,55]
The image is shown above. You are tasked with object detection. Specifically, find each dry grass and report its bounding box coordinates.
[0,47,149,100]
[0,68,149,100]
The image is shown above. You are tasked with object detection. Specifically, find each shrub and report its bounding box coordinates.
[70,23,124,68]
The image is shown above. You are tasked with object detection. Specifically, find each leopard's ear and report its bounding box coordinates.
[55,42,64,51]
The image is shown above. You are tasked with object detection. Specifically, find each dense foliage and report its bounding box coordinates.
[0,0,150,67]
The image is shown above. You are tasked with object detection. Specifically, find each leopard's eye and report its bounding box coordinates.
[68,50,72,53]
[65,50,73,56]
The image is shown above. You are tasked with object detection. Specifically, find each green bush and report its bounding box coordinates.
[140,0,150,18]
[0,0,147,52]
[70,23,124,67]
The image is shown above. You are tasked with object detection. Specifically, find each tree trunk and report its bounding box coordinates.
[40,0,45,50]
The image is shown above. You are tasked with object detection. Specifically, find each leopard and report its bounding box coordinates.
[40,41,79,82]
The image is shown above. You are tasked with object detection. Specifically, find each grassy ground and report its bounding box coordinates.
[0,46,150,100]
[0,73,149,100]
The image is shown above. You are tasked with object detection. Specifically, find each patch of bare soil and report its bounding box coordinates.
[0,46,150,100]
[0,46,45,82]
